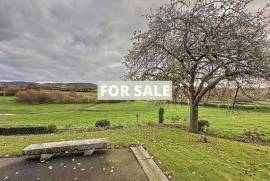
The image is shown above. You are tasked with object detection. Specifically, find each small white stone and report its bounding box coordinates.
[77,163,81,166]
[48,166,53,170]
[15,171,19,175]
[37,178,40,180]
[72,158,75,162]
[81,168,85,171]
[73,167,76,170]
[111,169,114,173]
[3,176,9,180]
[103,167,106,171]
[74,178,78,180]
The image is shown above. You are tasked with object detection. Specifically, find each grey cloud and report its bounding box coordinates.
[0,0,268,82]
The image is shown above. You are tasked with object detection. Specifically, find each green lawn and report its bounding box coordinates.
[0,96,269,140]
[0,127,269,181]
[0,97,270,180]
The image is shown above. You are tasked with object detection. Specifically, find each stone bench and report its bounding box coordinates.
[22,138,109,161]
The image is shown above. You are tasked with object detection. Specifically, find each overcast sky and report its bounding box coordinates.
[0,0,268,83]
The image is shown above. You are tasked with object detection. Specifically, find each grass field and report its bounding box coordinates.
[0,96,270,180]
[0,96,269,140]
[0,127,270,181]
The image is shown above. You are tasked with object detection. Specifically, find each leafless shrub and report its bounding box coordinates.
[15,90,89,104]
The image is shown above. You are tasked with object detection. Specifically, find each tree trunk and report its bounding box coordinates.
[189,101,199,133]
[232,82,240,108]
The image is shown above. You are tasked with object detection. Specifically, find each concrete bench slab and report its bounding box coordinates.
[22,138,109,159]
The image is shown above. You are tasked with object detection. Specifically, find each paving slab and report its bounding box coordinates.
[131,146,169,181]
[0,148,148,181]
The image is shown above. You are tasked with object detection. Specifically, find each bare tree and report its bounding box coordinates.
[123,0,270,132]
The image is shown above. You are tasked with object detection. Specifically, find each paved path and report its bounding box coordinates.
[0,149,148,181]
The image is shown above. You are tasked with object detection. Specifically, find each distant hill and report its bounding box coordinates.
[40,83,97,91]
[0,81,97,92]
[0,81,32,86]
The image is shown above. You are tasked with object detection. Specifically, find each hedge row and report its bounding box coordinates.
[15,90,89,104]
[0,125,57,135]
[174,101,270,111]
[200,102,270,111]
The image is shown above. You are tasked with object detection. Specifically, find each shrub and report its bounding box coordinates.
[243,129,265,142]
[15,90,89,104]
[15,91,29,103]
[95,120,110,128]
[158,107,164,124]
[15,90,55,104]
[198,120,210,132]
[47,124,57,133]
[3,87,21,96]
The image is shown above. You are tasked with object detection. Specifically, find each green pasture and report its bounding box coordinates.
[0,96,269,140]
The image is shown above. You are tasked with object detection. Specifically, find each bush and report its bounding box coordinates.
[15,91,29,103]
[198,120,210,132]
[158,107,164,124]
[15,90,89,104]
[95,120,110,128]
[3,87,21,96]
[0,126,50,135]
[15,90,55,104]
[47,124,57,133]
